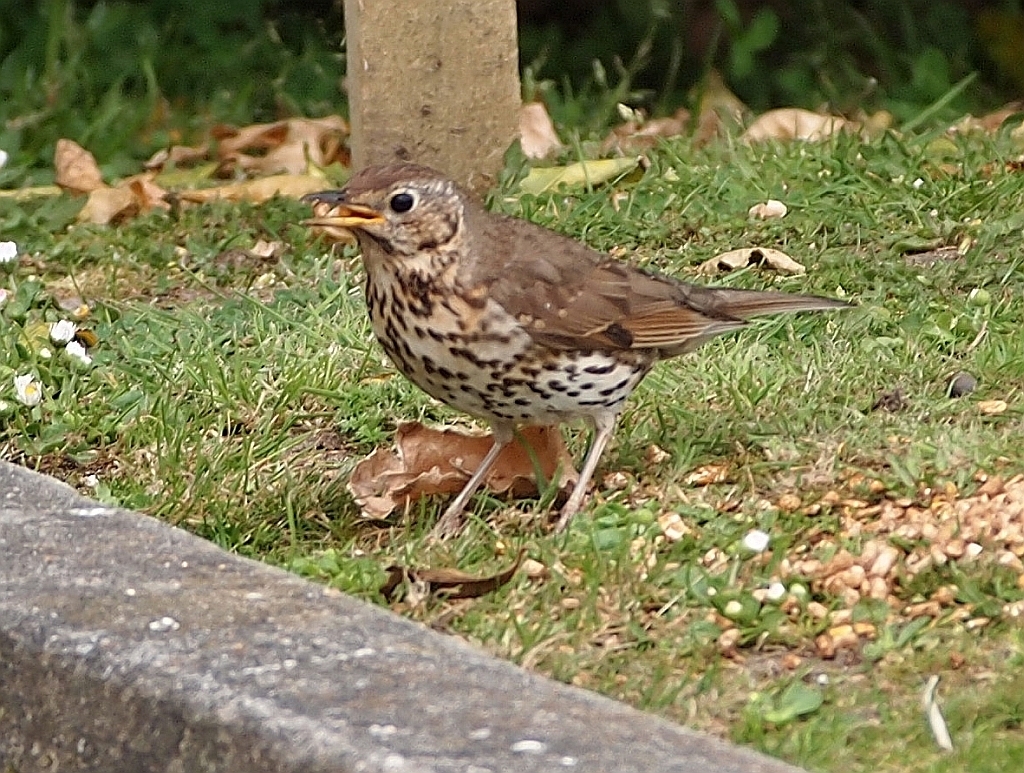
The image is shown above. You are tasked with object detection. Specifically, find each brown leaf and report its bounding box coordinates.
[600,107,690,155]
[978,399,1008,415]
[215,116,349,176]
[76,186,138,225]
[743,108,856,143]
[250,239,285,259]
[748,199,787,219]
[698,247,806,275]
[950,102,1024,135]
[144,143,211,170]
[348,422,578,519]
[54,139,105,194]
[75,173,169,225]
[175,174,329,204]
[683,462,730,486]
[125,173,170,211]
[519,102,564,160]
[380,549,526,601]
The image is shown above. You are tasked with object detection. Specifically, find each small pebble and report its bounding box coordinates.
[948,371,977,398]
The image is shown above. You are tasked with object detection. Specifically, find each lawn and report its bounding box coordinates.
[4,128,1024,772]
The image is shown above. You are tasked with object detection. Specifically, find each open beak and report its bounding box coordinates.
[303,194,387,228]
[302,192,386,241]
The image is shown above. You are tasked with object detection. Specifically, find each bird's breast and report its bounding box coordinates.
[363,272,654,426]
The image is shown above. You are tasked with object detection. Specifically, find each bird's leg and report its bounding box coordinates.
[553,414,618,533]
[430,424,515,539]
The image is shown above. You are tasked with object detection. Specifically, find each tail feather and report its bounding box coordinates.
[703,288,853,320]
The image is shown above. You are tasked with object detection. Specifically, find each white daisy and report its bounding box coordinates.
[13,374,42,406]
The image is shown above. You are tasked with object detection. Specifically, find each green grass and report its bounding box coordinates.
[4,130,1024,772]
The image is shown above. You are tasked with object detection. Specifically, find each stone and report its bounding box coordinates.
[0,461,807,772]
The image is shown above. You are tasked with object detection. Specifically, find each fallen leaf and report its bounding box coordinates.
[748,199,788,219]
[684,463,730,486]
[144,143,211,170]
[519,157,640,195]
[743,108,856,143]
[74,172,170,225]
[250,239,285,259]
[76,186,138,225]
[380,549,526,601]
[214,116,349,176]
[949,102,1024,135]
[697,247,806,275]
[658,512,691,541]
[979,399,1008,415]
[600,107,690,155]
[348,422,578,519]
[175,174,329,204]
[125,173,171,212]
[54,139,105,194]
[519,102,564,160]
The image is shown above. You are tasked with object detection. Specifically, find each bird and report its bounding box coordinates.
[302,163,851,537]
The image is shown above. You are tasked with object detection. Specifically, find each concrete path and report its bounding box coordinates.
[1,461,808,772]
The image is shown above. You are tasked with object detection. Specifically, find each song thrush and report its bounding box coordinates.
[303,163,851,536]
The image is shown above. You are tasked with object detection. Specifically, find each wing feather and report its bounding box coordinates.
[462,204,849,354]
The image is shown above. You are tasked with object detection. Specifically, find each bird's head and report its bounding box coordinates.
[303,164,465,261]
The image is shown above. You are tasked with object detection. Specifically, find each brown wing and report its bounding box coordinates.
[463,206,849,355]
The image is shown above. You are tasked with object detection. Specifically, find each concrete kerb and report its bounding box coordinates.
[0,461,808,773]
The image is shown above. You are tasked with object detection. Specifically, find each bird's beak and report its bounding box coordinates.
[301,192,386,233]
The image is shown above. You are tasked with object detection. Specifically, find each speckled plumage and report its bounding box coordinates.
[304,163,851,536]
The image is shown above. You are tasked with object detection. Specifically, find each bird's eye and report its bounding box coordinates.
[389,191,416,213]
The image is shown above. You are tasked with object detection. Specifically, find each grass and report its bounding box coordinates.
[4,128,1024,772]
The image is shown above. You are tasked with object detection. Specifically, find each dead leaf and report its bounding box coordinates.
[519,102,564,160]
[380,549,526,601]
[175,174,329,204]
[743,108,856,143]
[949,102,1024,135]
[250,239,285,259]
[658,512,691,541]
[601,107,690,155]
[979,399,1008,415]
[684,463,730,486]
[76,186,138,225]
[348,422,578,519]
[74,172,169,225]
[55,139,105,194]
[144,143,211,170]
[697,247,806,275]
[125,173,170,211]
[519,157,640,195]
[214,116,349,176]
[748,199,788,219]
